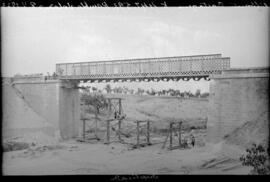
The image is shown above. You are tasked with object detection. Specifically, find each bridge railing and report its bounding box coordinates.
[11,75,58,82]
[56,54,230,79]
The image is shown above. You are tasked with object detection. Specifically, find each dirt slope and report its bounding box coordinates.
[107,94,209,129]
[2,83,57,145]
[224,110,269,149]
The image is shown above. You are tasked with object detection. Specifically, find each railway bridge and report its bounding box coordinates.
[4,54,268,143]
[55,53,230,82]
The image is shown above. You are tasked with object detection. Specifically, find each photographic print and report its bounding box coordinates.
[1,6,269,175]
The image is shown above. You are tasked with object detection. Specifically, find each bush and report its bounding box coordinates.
[239,143,270,175]
[81,93,108,114]
[3,141,30,152]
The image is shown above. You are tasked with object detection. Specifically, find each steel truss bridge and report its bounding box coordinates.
[56,54,230,82]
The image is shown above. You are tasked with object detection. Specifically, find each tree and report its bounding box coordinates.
[137,88,144,95]
[150,89,156,96]
[180,92,185,98]
[195,89,201,98]
[162,90,166,96]
[114,87,123,94]
[52,72,57,78]
[188,91,193,97]
[240,143,270,175]
[175,90,181,97]
[123,86,128,94]
[92,87,97,92]
[104,84,111,94]
[81,93,108,114]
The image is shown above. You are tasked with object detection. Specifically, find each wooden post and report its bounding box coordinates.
[95,111,98,138]
[106,120,110,144]
[169,122,173,150]
[109,99,112,111]
[119,98,122,116]
[83,119,86,141]
[118,120,121,141]
[108,99,112,117]
[147,121,150,145]
[178,122,181,147]
[137,121,140,148]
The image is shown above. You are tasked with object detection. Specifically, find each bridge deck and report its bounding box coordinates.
[56,54,230,81]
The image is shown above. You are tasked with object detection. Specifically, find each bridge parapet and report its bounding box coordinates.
[210,67,269,79]
[11,75,58,83]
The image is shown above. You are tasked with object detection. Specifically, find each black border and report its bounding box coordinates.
[1,0,269,178]
[0,0,269,7]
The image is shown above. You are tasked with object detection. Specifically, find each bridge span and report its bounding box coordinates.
[56,54,230,82]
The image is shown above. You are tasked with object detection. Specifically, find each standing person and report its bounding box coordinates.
[191,134,195,147]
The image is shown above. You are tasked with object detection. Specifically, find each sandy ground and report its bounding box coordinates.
[2,86,256,175]
[3,140,250,175]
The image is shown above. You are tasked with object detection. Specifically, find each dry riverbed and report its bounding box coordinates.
[3,140,250,175]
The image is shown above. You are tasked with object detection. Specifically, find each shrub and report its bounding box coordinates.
[239,143,270,175]
[3,141,30,152]
[81,93,108,114]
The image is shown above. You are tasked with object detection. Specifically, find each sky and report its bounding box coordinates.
[1,7,269,92]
